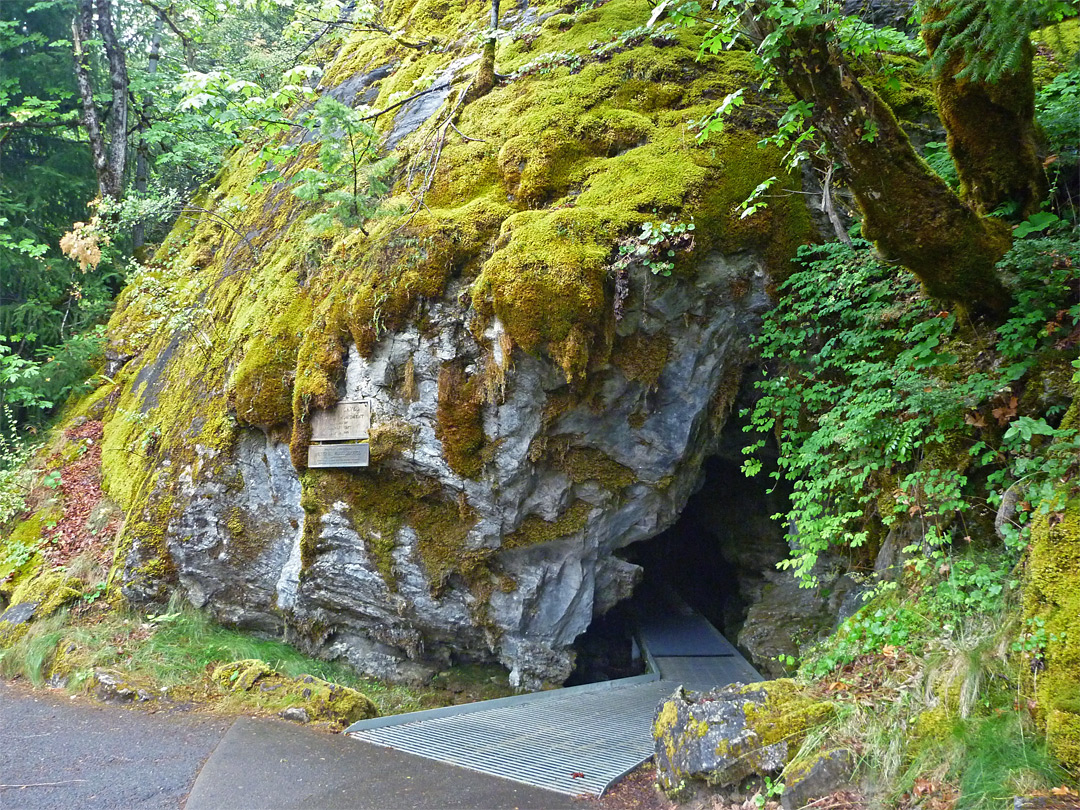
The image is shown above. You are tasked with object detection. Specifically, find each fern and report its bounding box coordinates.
[920,0,1078,82]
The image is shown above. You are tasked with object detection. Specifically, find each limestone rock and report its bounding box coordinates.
[781,749,856,810]
[281,706,311,724]
[738,561,860,677]
[90,670,157,704]
[92,0,813,689]
[653,681,835,793]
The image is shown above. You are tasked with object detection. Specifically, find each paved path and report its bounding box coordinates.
[0,681,230,810]
[186,716,579,810]
[348,591,760,797]
[0,681,580,810]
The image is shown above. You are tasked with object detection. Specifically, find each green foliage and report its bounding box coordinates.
[1012,615,1066,655]
[1036,66,1080,221]
[181,80,397,235]
[920,0,1078,83]
[922,140,960,188]
[801,606,924,677]
[929,553,1013,616]
[614,218,695,277]
[744,232,1079,585]
[289,98,398,234]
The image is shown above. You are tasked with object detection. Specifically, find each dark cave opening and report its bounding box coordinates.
[567,447,791,685]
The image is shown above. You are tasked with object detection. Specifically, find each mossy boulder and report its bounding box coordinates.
[653,680,836,793]
[61,0,815,688]
[0,567,83,647]
[212,659,379,728]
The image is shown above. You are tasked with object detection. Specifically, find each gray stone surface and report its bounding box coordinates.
[782,749,856,810]
[120,248,775,688]
[281,706,311,723]
[0,601,38,626]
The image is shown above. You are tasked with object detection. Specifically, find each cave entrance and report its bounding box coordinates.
[567,449,790,686]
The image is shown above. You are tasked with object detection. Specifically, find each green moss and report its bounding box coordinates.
[223,505,273,564]
[503,500,593,550]
[654,698,681,766]
[0,567,83,647]
[212,658,379,728]
[299,469,483,593]
[1024,490,1080,771]
[0,505,60,594]
[864,53,937,123]
[556,446,636,490]
[368,420,417,463]
[737,678,836,751]
[435,361,486,479]
[66,0,811,606]
[212,658,274,690]
[611,331,670,389]
[1032,18,1080,84]
[230,284,313,428]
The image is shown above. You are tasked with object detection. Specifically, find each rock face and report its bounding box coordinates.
[74,0,813,687]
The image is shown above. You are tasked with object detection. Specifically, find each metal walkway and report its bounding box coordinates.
[346,587,760,797]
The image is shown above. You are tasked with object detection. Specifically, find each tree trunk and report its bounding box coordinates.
[467,0,499,101]
[133,18,164,251]
[71,0,128,201]
[921,4,1046,218]
[773,22,1013,318]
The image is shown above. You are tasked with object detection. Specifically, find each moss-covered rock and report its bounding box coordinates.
[0,567,83,647]
[52,0,815,687]
[212,659,379,728]
[1025,488,1080,772]
[653,680,836,792]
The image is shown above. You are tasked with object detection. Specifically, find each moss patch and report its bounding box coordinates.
[1024,489,1080,770]
[611,331,670,389]
[212,658,379,729]
[435,361,486,479]
[503,500,593,550]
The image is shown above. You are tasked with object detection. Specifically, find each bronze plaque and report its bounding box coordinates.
[307,443,370,468]
[311,400,371,441]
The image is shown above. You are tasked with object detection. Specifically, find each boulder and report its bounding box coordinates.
[653,680,835,794]
[211,659,379,728]
[85,0,814,688]
[781,749,856,810]
[0,569,83,647]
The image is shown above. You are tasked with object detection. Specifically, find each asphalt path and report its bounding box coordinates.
[0,681,582,810]
[0,680,230,810]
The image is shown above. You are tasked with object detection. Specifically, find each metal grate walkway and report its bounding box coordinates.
[346,590,761,797]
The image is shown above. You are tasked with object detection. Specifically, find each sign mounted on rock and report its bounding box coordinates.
[307,400,371,468]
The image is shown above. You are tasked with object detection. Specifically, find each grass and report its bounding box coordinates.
[0,592,514,719]
[952,714,1065,809]
[790,577,1070,808]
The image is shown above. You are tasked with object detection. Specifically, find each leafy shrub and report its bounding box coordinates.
[743,233,1079,585]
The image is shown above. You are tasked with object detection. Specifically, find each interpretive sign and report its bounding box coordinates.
[308,443,370,468]
[311,400,371,441]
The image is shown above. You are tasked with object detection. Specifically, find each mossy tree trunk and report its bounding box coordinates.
[921,3,1046,218]
[468,0,500,101]
[769,21,1013,318]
